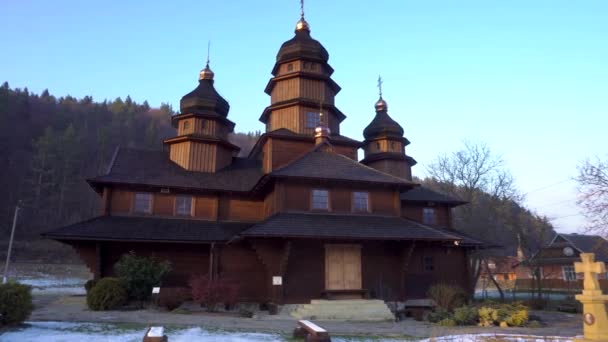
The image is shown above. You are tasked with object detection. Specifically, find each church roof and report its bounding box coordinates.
[240,212,463,241]
[43,216,251,243]
[270,147,415,186]
[88,148,264,193]
[400,186,467,206]
[551,233,608,261]
[363,106,404,140]
[180,78,230,117]
[276,29,329,65]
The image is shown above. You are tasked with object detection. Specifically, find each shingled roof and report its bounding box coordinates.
[240,212,463,241]
[554,233,608,262]
[89,148,264,193]
[271,147,415,186]
[43,216,252,243]
[400,186,467,206]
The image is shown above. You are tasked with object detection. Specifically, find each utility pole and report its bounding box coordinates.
[3,204,21,284]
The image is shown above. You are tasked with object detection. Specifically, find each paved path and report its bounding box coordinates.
[30,294,582,339]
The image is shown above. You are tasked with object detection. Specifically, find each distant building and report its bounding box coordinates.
[44,9,484,304]
[515,233,608,291]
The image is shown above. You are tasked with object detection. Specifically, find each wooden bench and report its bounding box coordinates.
[293,320,331,342]
[142,326,168,342]
[401,299,436,321]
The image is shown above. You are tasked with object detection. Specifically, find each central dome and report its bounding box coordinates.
[276,28,329,64]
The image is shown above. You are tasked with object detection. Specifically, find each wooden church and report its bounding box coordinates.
[45,9,483,305]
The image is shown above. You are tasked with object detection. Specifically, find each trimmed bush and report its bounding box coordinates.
[0,282,34,326]
[437,318,456,327]
[505,308,528,327]
[84,279,98,294]
[189,275,239,312]
[427,283,467,311]
[114,252,171,301]
[427,308,451,323]
[478,306,498,327]
[86,277,128,311]
[453,305,478,325]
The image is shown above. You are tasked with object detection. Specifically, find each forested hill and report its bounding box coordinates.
[0,83,260,261]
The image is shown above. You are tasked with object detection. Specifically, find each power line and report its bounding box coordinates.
[535,197,578,209]
[522,179,574,197]
[549,213,584,220]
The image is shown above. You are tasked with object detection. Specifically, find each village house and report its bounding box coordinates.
[515,233,608,292]
[44,10,484,307]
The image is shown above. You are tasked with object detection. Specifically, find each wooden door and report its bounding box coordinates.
[325,244,362,290]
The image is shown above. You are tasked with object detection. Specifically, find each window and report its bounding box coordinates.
[352,191,369,212]
[183,121,190,131]
[175,195,192,216]
[311,189,329,210]
[376,142,381,150]
[423,256,435,272]
[306,112,320,128]
[134,192,152,214]
[287,63,294,71]
[563,265,576,281]
[422,208,436,225]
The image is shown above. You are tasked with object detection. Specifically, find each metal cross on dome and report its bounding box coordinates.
[300,0,305,18]
[377,75,383,97]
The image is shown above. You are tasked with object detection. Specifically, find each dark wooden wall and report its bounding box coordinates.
[401,204,451,229]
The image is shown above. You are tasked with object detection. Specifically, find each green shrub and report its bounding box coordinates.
[478,306,498,327]
[84,279,98,293]
[86,277,128,311]
[114,252,171,301]
[427,283,467,311]
[0,282,34,326]
[437,318,456,327]
[453,305,478,325]
[505,308,528,327]
[427,308,451,323]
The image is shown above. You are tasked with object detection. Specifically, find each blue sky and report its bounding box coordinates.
[2,1,607,233]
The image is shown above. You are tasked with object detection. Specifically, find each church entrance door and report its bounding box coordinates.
[325,244,362,290]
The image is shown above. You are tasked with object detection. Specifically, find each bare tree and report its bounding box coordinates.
[426,140,520,203]
[577,156,608,236]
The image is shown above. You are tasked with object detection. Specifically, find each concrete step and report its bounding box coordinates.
[290,299,395,321]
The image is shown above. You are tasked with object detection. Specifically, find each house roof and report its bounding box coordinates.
[553,233,608,261]
[42,216,252,243]
[270,147,416,187]
[88,148,264,193]
[400,186,467,206]
[240,212,468,242]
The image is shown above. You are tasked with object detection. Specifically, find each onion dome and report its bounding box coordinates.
[363,96,404,139]
[179,62,229,117]
[276,18,329,64]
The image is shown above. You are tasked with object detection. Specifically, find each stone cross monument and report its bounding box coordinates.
[574,253,608,342]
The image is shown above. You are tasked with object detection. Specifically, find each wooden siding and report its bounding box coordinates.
[364,138,404,156]
[401,204,450,228]
[366,159,411,180]
[169,141,191,170]
[194,195,217,220]
[332,145,357,160]
[267,106,340,135]
[300,79,334,105]
[370,190,398,215]
[219,242,268,302]
[110,189,132,213]
[271,78,300,103]
[283,183,310,211]
[219,197,264,222]
[269,137,312,170]
[215,145,233,171]
[153,194,174,216]
[188,142,217,172]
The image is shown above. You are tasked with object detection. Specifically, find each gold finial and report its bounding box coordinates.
[295,0,310,32]
[199,41,214,81]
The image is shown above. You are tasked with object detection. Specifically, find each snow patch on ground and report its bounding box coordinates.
[14,277,85,295]
[419,333,575,342]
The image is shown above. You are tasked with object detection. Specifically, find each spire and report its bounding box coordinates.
[517,234,526,262]
[375,75,388,112]
[315,98,331,145]
[295,0,310,32]
[199,41,214,81]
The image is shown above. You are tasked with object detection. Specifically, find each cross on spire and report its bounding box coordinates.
[575,253,606,292]
[206,41,211,66]
[377,75,383,98]
[300,0,305,18]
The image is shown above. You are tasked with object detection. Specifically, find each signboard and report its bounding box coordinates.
[272,276,282,286]
[152,287,160,294]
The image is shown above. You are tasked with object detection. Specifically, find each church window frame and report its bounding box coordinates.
[562,265,576,281]
[422,207,436,225]
[352,191,370,213]
[183,120,190,132]
[175,195,193,216]
[423,256,435,272]
[287,63,294,72]
[134,192,153,214]
[311,189,330,211]
[306,112,320,128]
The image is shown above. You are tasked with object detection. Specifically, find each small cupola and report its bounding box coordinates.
[360,77,416,180]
